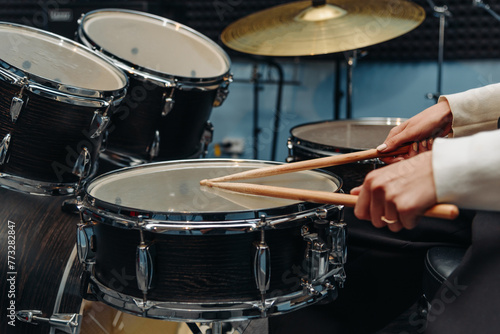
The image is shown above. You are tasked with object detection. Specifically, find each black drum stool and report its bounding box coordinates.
[418,246,467,328]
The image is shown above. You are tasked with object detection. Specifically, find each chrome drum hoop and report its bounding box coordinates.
[86,273,338,322]
[0,22,128,106]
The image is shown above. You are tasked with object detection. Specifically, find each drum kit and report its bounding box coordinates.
[0,1,426,333]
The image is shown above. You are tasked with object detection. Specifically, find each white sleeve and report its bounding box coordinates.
[433,130,500,211]
[438,83,500,137]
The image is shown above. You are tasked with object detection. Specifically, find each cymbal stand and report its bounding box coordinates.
[473,0,500,21]
[345,50,358,119]
[252,64,262,159]
[426,0,452,102]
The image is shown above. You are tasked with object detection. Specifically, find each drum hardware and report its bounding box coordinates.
[201,121,215,158]
[0,133,11,165]
[161,90,175,117]
[136,216,157,306]
[148,130,161,160]
[425,0,452,102]
[214,73,234,107]
[253,215,271,314]
[16,310,82,334]
[10,77,29,123]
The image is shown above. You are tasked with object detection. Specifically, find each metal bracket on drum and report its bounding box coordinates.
[136,216,157,310]
[16,310,82,334]
[0,133,11,165]
[148,130,161,160]
[76,221,96,265]
[213,73,233,107]
[301,219,347,296]
[10,77,29,123]
[200,121,214,158]
[161,90,175,116]
[89,110,110,139]
[253,215,271,315]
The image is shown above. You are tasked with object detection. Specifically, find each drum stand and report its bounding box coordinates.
[474,0,500,21]
[426,0,451,102]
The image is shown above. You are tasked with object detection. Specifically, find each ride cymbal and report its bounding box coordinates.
[221,0,425,56]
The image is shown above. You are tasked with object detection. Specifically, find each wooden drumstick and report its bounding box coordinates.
[200,145,410,185]
[203,181,460,221]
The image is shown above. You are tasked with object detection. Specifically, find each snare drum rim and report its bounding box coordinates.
[0,22,128,107]
[289,117,406,154]
[78,8,232,88]
[80,159,343,234]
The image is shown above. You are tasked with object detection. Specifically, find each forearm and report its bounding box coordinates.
[439,83,500,137]
[433,129,500,211]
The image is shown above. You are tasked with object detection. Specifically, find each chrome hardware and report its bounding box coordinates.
[213,73,233,107]
[72,147,91,179]
[330,222,347,287]
[136,242,156,294]
[253,215,271,301]
[89,111,110,139]
[136,216,156,298]
[304,233,329,283]
[200,121,214,158]
[16,310,81,334]
[148,130,160,160]
[0,133,11,165]
[76,223,95,265]
[10,78,29,123]
[161,91,175,116]
[253,240,271,295]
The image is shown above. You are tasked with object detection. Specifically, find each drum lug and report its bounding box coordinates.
[16,310,82,334]
[200,121,214,158]
[213,73,233,107]
[253,215,271,312]
[136,242,156,294]
[10,77,29,123]
[161,91,175,116]
[89,111,110,139]
[148,130,160,160]
[76,222,96,265]
[73,147,91,179]
[0,133,11,165]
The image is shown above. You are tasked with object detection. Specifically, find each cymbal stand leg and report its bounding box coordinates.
[426,1,451,102]
[268,60,284,162]
[345,50,358,119]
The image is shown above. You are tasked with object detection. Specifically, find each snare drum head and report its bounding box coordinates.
[0,23,127,92]
[291,118,405,151]
[79,9,230,79]
[87,160,340,214]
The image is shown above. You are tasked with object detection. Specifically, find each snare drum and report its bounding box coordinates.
[78,9,232,166]
[288,118,405,192]
[77,159,346,322]
[0,23,128,194]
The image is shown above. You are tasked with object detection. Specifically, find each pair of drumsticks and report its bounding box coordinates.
[200,144,460,221]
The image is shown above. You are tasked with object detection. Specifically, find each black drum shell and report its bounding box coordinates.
[288,118,404,193]
[0,188,82,334]
[91,219,321,303]
[0,78,104,184]
[105,76,218,162]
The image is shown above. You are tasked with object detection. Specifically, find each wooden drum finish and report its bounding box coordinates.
[0,187,83,334]
[78,159,346,322]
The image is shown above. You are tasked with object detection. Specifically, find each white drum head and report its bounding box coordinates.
[0,23,127,91]
[80,10,230,79]
[87,160,340,213]
[291,118,405,150]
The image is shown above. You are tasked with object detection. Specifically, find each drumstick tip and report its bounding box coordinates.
[200,179,208,186]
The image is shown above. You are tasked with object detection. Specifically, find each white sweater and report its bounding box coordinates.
[435,83,500,211]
